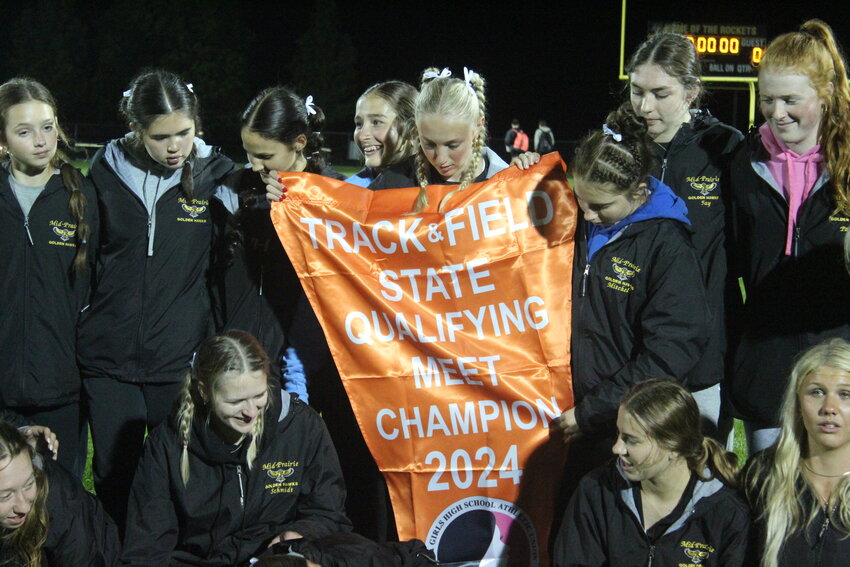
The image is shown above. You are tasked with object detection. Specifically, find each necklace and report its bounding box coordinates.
[804,461,850,478]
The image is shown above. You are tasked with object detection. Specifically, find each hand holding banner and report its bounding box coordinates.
[271,153,576,566]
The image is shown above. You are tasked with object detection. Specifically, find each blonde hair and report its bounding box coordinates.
[620,379,740,486]
[359,81,419,167]
[0,422,49,567]
[412,67,488,212]
[744,338,850,567]
[759,19,850,214]
[175,330,272,484]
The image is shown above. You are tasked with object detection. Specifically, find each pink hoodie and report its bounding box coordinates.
[759,122,824,255]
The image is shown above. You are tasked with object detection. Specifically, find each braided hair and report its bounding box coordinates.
[412,67,488,212]
[175,330,272,484]
[573,103,654,196]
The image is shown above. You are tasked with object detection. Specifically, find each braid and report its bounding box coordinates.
[180,161,194,201]
[176,370,196,485]
[245,407,265,471]
[413,145,432,213]
[59,162,89,276]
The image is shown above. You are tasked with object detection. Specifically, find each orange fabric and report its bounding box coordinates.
[271,153,575,565]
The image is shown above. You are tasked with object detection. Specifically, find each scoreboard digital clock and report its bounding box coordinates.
[648,21,768,79]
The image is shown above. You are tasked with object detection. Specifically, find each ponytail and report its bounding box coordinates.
[691,437,739,487]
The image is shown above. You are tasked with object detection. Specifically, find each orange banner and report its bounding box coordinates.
[271,154,575,566]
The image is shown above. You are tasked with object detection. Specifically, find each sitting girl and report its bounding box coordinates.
[121,330,351,566]
[554,379,750,567]
[0,421,120,566]
[743,337,850,566]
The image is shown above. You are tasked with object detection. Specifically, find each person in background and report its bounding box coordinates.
[533,119,555,154]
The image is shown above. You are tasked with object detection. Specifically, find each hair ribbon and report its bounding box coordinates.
[423,68,452,80]
[304,95,317,116]
[463,67,476,95]
[186,83,194,93]
[602,123,623,142]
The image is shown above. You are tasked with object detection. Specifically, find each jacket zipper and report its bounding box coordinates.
[236,465,245,509]
[24,217,34,245]
[646,544,655,567]
[793,226,800,257]
[580,263,590,297]
[659,157,668,184]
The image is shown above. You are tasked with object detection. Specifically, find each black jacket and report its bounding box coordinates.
[121,391,351,566]
[727,131,850,425]
[78,141,235,384]
[553,462,750,567]
[0,458,121,566]
[210,167,343,377]
[743,451,850,567]
[651,111,743,383]
[0,168,97,407]
[572,181,711,435]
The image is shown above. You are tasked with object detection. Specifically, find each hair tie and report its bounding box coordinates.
[304,95,317,116]
[122,89,132,98]
[423,68,452,80]
[186,83,194,93]
[602,123,623,142]
[463,67,476,96]
[190,351,197,370]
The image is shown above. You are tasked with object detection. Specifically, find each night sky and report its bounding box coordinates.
[3,1,848,156]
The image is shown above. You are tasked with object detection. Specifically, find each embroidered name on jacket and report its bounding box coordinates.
[177,197,209,223]
[605,256,640,293]
[828,214,850,232]
[48,220,77,247]
[263,460,300,494]
[679,539,714,565]
[685,175,719,207]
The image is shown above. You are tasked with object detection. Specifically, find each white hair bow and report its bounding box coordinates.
[305,95,317,115]
[123,89,132,98]
[602,123,622,142]
[423,67,452,80]
[186,83,194,93]
[463,67,476,95]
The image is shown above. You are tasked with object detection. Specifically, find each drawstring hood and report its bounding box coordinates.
[759,122,824,255]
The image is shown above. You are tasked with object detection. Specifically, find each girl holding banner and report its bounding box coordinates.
[554,104,711,519]
[554,379,749,567]
[346,81,419,189]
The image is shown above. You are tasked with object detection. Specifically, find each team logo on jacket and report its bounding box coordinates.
[829,214,850,232]
[263,460,299,495]
[177,197,209,224]
[48,220,77,248]
[606,256,640,294]
[680,540,714,565]
[686,175,720,208]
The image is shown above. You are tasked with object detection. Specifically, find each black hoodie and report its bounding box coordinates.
[726,130,850,425]
[78,139,235,384]
[121,391,351,566]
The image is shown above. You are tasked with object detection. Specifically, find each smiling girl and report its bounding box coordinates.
[78,69,236,532]
[121,330,350,566]
[554,379,749,567]
[727,19,850,453]
[0,78,95,478]
[0,420,120,567]
[346,81,418,188]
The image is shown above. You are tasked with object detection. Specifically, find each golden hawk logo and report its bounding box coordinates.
[52,226,76,241]
[684,547,709,563]
[612,261,635,282]
[266,467,295,483]
[690,180,717,196]
[181,203,207,218]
